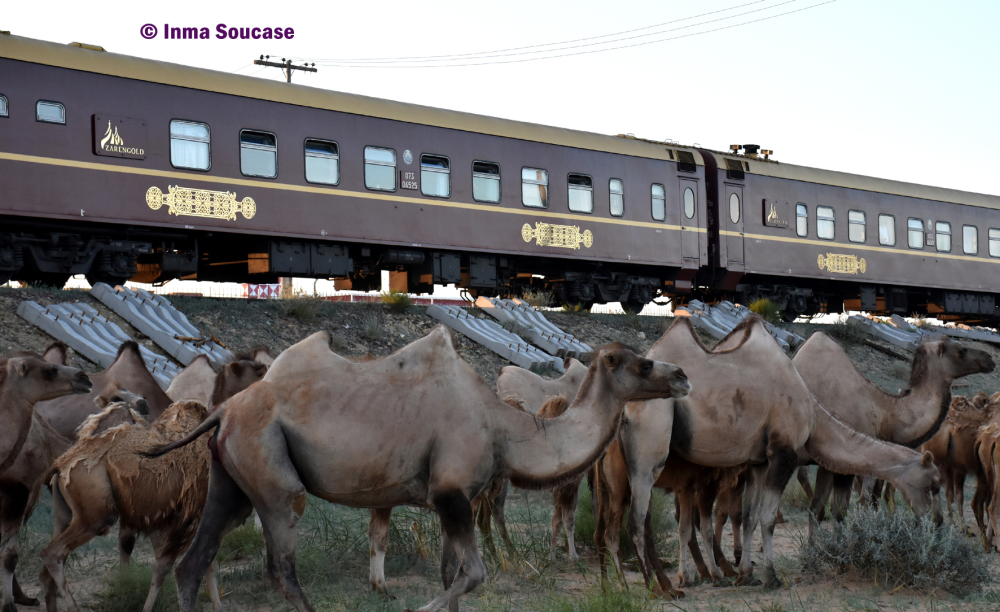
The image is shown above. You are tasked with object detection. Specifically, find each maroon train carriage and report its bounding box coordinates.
[0,33,998,321]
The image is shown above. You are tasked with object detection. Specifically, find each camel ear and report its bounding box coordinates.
[563,357,571,371]
[15,359,29,377]
[229,361,243,376]
[932,342,946,357]
[601,351,620,371]
[922,450,934,467]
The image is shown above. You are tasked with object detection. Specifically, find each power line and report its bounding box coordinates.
[288,0,774,64]
[299,0,837,69]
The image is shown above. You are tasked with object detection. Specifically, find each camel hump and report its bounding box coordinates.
[537,395,570,419]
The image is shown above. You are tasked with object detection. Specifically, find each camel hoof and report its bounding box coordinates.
[4,601,18,612]
[16,596,41,607]
[735,574,762,587]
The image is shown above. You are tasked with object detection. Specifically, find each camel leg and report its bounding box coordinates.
[174,457,254,612]
[973,467,988,538]
[368,508,393,596]
[119,526,137,566]
[807,467,835,541]
[697,482,731,580]
[757,448,798,589]
[141,533,183,612]
[39,482,73,612]
[870,479,885,505]
[795,466,813,500]
[413,490,485,612]
[2,486,39,612]
[473,493,497,559]
[945,469,956,518]
[626,471,658,590]
[549,489,563,557]
[554,481,580,559]
[675,489,695,586]
[640,501,679,598]
[205,561,223,612]
[489,480,517,561]
[830,473,854,522]
[736,464,766,586]
[955,473,967,522]
[595,460,628,585]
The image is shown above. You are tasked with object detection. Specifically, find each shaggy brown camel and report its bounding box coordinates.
[149,327,691,612]
[37,400,221,612]
[792,332,992,527]
[35,341,172,439]
[496,357,587,414]
[617,317,941,590]
[974,412,1000,551]
[922,394,996,520]
[0,345,92,475]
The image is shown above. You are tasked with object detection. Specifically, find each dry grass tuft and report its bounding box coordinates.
[522,287,555,309]
[749,297,782,325]
[381,290,413,314]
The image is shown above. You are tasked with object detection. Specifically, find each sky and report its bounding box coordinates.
[6,0,999,196]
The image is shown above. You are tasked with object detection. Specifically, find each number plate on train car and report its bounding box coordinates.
[400,171,419,190]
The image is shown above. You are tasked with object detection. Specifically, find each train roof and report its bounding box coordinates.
[0,33,701,166]
[698,150,1000,210]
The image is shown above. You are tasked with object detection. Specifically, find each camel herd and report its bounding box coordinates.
[2,313,1000,612]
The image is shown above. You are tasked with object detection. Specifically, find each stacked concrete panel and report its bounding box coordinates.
[846,314,949,353]
[673,300,805,353]
[90,283,233,367]
[426,304,564,372]
[475,296,592,358]
[17,300,180,389]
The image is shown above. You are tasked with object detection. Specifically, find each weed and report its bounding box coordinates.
[562,302,590,316]
[522,287,555,309]
[800,505,991,594]
[381,290,413,314]
[286,298,321,323]
[622,309,642,330]
[91,563,178,612]
[749,298,783,325]
[217,523,265,561]
[825,320,867,346]
[329,333,348,353]
[574,481,675,561]
[501,318,530,338]
[543,585,657,612]
[658,316,675,335]
[361,312,384,341]
[890,361,910,380]
[910,313,929,329]
[531,363,561,378]
[781,472,812,511]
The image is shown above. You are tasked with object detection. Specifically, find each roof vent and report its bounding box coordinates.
[726,159,745,181]
[677,151,696,173]
[69,42,106,51]
[743,144,760,156]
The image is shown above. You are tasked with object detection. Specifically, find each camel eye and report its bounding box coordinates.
[44,368,57,379]
[640,361,652,375]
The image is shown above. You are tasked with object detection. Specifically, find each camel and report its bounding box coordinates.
[792,332,993,526]
[922,394,997,521]
[612,317,941,590]
[36,400,221,612]
[975,413,1000,551]
[147,327,691,612]
[166,355,218,406]
[496,358,588,414]
[0,345,92,475]
[36,341,173,439]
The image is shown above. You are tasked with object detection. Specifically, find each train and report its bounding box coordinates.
[2,33,999,321]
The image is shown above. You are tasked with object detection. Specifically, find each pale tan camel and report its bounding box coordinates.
[149,327,691,612]
[166,355,218,406]
[36,341,172,439]
[496,357,587,414]
[922,394,996,520]
[0,344,92,475]
[792,332,992,526]
[37,400,221,612]
[616,317,941,590]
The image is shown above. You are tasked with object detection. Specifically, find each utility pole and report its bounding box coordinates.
[253,55,317,83]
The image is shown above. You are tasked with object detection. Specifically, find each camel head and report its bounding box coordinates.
[894,450,943,526]
[211,358,269,409]
[913,339,995,385]
[94,384,150,418]
[590,345,690,402]
[2,355,92,402]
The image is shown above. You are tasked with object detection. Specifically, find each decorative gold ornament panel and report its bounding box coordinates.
[146,186,256,221]
[521,222,593,249]
[817,253,867,275]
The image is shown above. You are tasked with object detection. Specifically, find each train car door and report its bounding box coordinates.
[724,185,745,268]
[679,179,700,265]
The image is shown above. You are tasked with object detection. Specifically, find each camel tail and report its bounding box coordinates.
[142,410,223,458]
[25,464,60,524]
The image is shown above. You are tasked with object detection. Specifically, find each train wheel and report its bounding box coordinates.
[622,299,647,314]
[86,273,130,288]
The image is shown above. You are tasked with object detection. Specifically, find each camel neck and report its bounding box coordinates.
[499,366,624,490]
[880,373,953,448]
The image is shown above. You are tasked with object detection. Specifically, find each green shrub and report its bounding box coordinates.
[622,310,642,330]
[217,523,265,561]
[825,320,867,346]
[361,312,384,341]
[91,563,177,612]
[544,586,656,612]
[749,297,782,325]
[380,290,413,314]
[800,505,991,594]
[562,302,590,316]
[522,287,555,309]
[286,298,321,323]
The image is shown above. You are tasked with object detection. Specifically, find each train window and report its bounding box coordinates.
[304,139,339,185]
[421,154,451,198]
[36,101,65,124]
[169,120,210,171]
[365,147,397,191]
[816,206,834,240]
[907,218,924,249]
[725,159,745,181]
[848,210,866,243]
[683,187,696,219]
[609,179,624,217]
[651,184,665,221]
[0,95,7,117]
[521,168,548,208]
[878,214,896,246]
[990,229,1000,258]
[472,161,501,203]
[240,130,277,178]
[677,151,697,173]
[796,204,808,237]
[567,174,593,213]
[963,225,978,255]
[729,193,741,224]
[935,222,951,252]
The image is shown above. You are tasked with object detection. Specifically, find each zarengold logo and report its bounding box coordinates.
[93,115,147,160]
